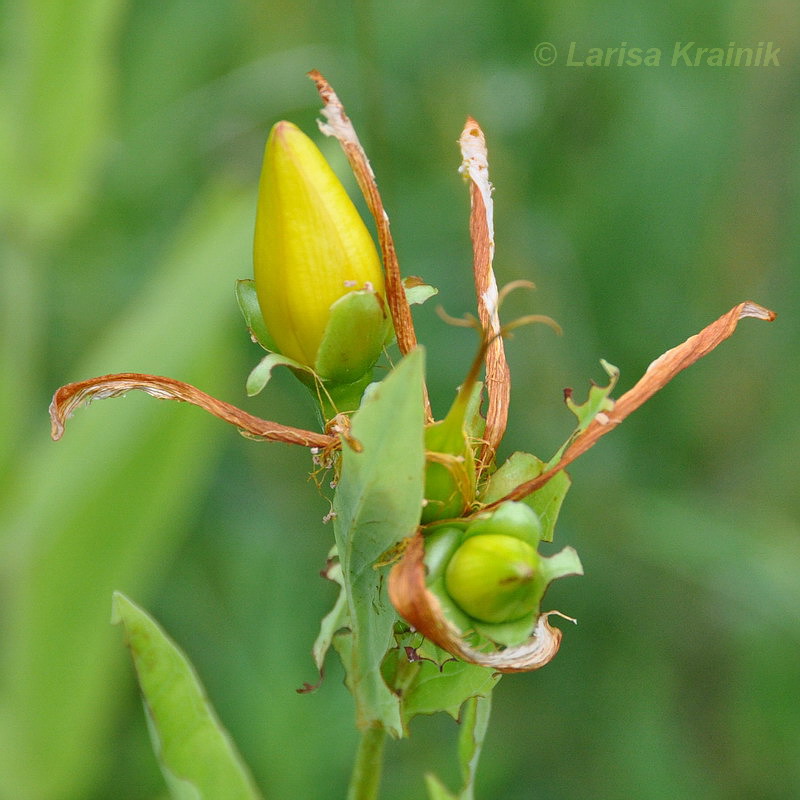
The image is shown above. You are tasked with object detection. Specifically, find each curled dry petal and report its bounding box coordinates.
[308,69,431,421]
[388,532,567,672]
[491,301,777,506]
[308,73,417,355]
[459,118,510,467]
[49,372,336,448]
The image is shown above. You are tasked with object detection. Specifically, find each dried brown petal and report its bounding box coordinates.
[388,531,567,672]
[49,372,335,448]
[459,118,510,467]
[308,73,416,351]
[492,301,777,506]
[308,70,431,421]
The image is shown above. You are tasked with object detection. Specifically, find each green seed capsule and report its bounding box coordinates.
[444,534,542,624]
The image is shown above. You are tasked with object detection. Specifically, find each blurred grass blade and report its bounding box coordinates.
[112,593,264,800]
[0,185,253,800]
[0,0,124,474]
[0,0,125,240]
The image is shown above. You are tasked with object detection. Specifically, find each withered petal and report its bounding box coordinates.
[388,531,568,673]
[491,301,777,506]
[308,72,419,355]
[459,118,510,468]
[49,372,335,448]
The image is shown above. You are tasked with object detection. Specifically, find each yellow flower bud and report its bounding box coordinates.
[253,121,387,380]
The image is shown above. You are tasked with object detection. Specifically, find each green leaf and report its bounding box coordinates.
[481,452,571,543]
[235,279,277,352]
[400,641,498,725]
[425,774,458,800]
[0,0,126,244]
[310,559,349,681]
[333,347,426,736]
[547,359,620,467]
[425,694,492,800]
[565,359,619,431]
[111,592,263,800]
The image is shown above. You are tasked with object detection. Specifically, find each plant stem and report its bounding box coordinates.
[347,725,387,800]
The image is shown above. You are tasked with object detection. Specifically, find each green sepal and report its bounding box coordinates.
[565,358,619,431]
[314,289,390,384]
[318,372,375,420]
[549,359,619,465]
[235,278,277,351]
[111,592,263,800]
[462,380,486,445]
[245,351,313,397]
[403,277,438,306]
[471,545,583,646]
[422,392,477,524]
[480,452,571,543]
[426,577,474,633]
[538,544,584,585]
[463,500,542,546]
[472,615,541,648]
[422,526,463,584]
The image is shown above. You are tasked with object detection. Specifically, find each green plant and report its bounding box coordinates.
[49,71,775,799]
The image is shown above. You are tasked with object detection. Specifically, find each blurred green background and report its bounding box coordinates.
[1,1,797,798]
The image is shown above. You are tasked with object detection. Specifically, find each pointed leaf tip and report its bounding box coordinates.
[111,592,263,799]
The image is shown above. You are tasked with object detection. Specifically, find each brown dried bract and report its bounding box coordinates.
[459,118,510,468]
[308,70,432,422]
[492,301,777,506]
[308,73,418,352]
[49,372,335,449]
[388,531,567,673]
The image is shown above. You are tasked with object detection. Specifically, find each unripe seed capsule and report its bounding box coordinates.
[444,534,542,624]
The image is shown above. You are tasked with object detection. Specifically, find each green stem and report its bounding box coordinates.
[347,725,387,800]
